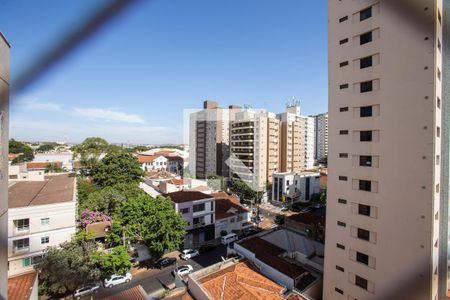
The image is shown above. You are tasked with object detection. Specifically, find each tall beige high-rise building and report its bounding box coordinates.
[0,32,9,298]
[324,1,444,300]
[278,104,304,173]
[313,112,328,161]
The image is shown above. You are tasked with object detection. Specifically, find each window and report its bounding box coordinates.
[339,153,348,158]
[340,130,349,135]
[360,80,373,93]
[40,218,50,226]
[360,56,373,69]
[14,238,29,251]
[340,61,349,67]
[360,31,373,45]
[360,131,372,142]
[438,39,441,52]
[339,16,348,23]
[336,265,345,272]
[438,68,441,80]
[337,221,346,227]
[180,208,190,214]
[336,243,346,249]
[193,203,205,212]
[359,180,372,192]
[340,83,349,89]
[211,201,214,211]
[338,198,347,204]
[339,176,348,181]
[335,287,344,295]
[357,228,370,241]
[438,10,442,26]
[359,155,372,167]
[41,236,49,244]
[355,275,368,290]
[358,204,371,216]
[437,97,441,109]
[15,219,29,232]
[360,106,373,117]
[340,38,349,45]
[437,126,441,137]
[360,7,372,21]
[340,106,349,112]
[22,258,32,267]
[356,252,369,265]
[436,155,440,165]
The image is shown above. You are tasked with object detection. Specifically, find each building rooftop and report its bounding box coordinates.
[239,237,309,279]
[155,150,176,155]
[26,161,62,170]
[166,155,184,161]
[286,211,325,226]
[145,170,174,179]
[8,174,75,208]
[8,271,37,300]
[137,155,159,163]
[104,285,148,300]
[212,192,249,220]
[163,287,194,300]
[198,260,285,300]
[168,178,186,186]
[86,221,111,239]
[166,191,213,203]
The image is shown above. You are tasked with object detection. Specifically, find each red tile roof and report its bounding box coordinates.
[199,260,285,300]
[26,161,62,170]
[213,194,249,220]
[166,191,213,203]
[239,237,308,279]
[8,153,21,161]
[8,271,37,300]
[169,178,185,186]
[166,155,184,162]
[155,150,175,155]
[86,221,111,238]
[104,285,148,300]
[137,155,159,163]
[286,213,325,226]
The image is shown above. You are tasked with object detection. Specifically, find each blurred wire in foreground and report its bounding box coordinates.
[12,0,143,94]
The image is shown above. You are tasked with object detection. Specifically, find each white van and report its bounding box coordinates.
[221,233,238,245]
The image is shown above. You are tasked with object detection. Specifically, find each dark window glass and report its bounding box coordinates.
[336,265,345,272]
[340,61,349,67]
[359,180,372,191]
[340,83,349,89]
[360,31,373,45]
[339,16,348,23]
[438,39,441,52]
[340,106,349,112]
[360,81,373,93]
[357,228,370,241]
[339,153,348,158]
[355,275,368,290]
[340,130,349,135]
[356,252,369,265]
[337,221,346,227]
[335,287,344,295]
[360,106,373,117]
[358,204,371,216]
[193,203,205,212]
[438,10,442,25]
[360,131,372,142]
[339,176,348,181]
[360,56,373,69]
[360,7,372,21]
[338,198,347,204]
[336,243,345,249]
[359,155,372,167]
[340,38,349,45]
[437,97,441,108]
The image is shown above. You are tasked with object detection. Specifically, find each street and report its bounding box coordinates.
[82,244,228,299]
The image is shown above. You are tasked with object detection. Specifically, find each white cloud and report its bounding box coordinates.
[13,93,62,112]
[73,108,146,124]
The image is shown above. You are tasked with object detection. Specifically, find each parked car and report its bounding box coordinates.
[180,249,199,260]
[243,227,260,236]
[199,244,217,253]
[221,233,238,245]
[73,284,100,299]
[103,273,132,288]
[172,265,193,277]
[300,207,312,213]
[154,257,177,269]
[281,205,288,211]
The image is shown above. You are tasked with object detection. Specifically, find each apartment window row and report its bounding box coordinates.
[14,219,29,232]
[339,80,377,93]
[339,105,376,118]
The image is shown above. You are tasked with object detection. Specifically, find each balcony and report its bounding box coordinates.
[193,222,206,229]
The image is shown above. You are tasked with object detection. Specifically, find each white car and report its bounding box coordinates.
[172,265,193,277]
[103,272,132,288]
[180,249,199,260]
[73,284,100,299]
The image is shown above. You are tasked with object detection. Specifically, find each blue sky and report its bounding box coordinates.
[0,0,328,144]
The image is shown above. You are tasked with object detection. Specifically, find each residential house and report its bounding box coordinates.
[272,172,321,204]
[86,221,111,243]
[26,161,63,171]
[104,285,148,300]
[8,174,76,276]
[166,156,184,175]
[33,152,73,171]
[9,164,45,181]
[8,271,38,300]
[285,208,326,242]
[166,191,215,247]
[159,178,188,194]
[136,155,168,171]
[212,192,251,238]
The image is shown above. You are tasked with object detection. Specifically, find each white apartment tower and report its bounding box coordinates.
[324,1,445,300]
[313,113,329,161]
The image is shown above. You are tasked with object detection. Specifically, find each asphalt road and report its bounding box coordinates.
[81,244,228,299]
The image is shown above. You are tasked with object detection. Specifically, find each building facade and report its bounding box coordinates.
[8,175,76,276]
[324,1,445,299]
[278,104,304,173]
[313,113,329,162]
[272,171,321,204]
[299,116,315,170]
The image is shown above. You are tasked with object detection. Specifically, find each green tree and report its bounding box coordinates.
[91,246,131,277]
[93,151,144,188]
[35,233,101,298]
[111,194,187,259]
[207,175,227,191]
[9,139,34,163]
[36,143,57,153]
[274,214,285,226]
[112,182,145,200]
[220,230,228,237]
[44,162,64,173]
[77,177,100,210]
[72,137,109,175]
[230,180,264,204]
[81,186,127,215]
[319,189,327,205]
